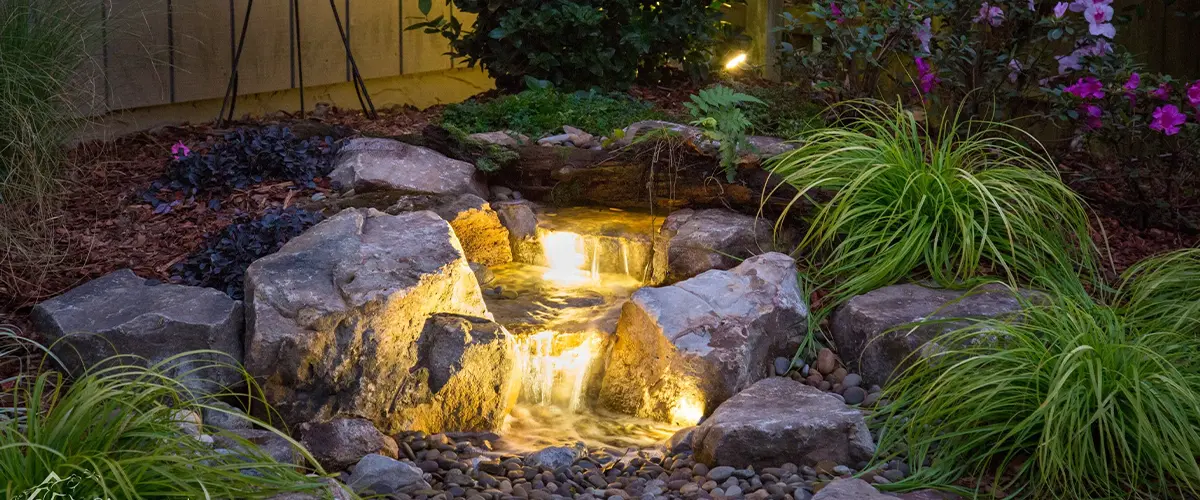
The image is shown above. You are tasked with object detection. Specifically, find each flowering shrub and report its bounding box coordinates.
[780,0,1200,229]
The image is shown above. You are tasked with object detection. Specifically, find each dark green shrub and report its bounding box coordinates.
[173,207,324,300]
[440,87,661,138]
[409,0,729,91]
[734,83,826,139]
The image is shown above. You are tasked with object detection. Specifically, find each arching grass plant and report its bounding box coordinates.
[1117,247,1200,337]
[766,99,1098,310]
[872,292,1200,499]
[0,329,338,499]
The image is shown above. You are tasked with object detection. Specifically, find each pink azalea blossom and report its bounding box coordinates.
[1150,104,1187,135]
[1152,83,1171,100]
[171,141,191,160]
[1053,2,1069,17]
[1124,73,1141,92]
[1065,77,1105,99]
[1008,59,1023,83]
[831,2,845,24]
[1084,3,1115,38]
[1028,0,1036,10]
[1069,0,1111,13]
[915,18,933,54]
[915,57,941,94]
[1187,81,1200,108]
[1057,54,1081,75]
[1082,104,1103,130]
[974,2,1005,26]
[1124,73,1140,105]
[1075,40,1112,57]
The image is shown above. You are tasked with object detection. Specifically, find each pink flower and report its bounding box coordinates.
[1070,0,1111,13]
[1065,77,1105,99]
[1028,0,1036,10]
[915,57,940,94]
[974,2,1005,26]
[1057,54,1081,75]
[1084,3,1115,38]
[1053,2,1069,17]
[1152,83,1171,100]
[1082,104,1103,130]
[915,18,933,54]
[1150,104,1187,135]
[1123,73,1141,92]
[1187,81,1200,108]
[831,2,845,24]
[1124,73,1140,105]
[171,141,191,160]
[1008,59,1023,83]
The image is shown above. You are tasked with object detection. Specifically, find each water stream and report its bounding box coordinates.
[480,207,688,453]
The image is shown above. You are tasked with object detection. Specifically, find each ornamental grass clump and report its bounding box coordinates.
[766,99,1097,307]
[1117,247,1200,337]
[0,329,334,499]
[873,292,1200,499]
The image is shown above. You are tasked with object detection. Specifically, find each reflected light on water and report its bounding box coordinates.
[541,231,599,285]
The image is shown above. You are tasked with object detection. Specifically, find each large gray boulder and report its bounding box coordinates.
[299,417,399,472]
[599,253,807,423]
[388,193,513,266]
[692,378,874,469]
[653,209,776,284]
[244,208,505,433]
[31,269,243,396]
[330,138,487,198]
[812,478,894,500]
[830,283,1026,386]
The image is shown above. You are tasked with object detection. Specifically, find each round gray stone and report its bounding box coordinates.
[843,387,867,405]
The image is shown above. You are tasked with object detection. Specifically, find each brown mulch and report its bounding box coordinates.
[0,104,444,319]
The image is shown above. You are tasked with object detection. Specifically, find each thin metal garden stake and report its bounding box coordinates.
[216,0,378,126]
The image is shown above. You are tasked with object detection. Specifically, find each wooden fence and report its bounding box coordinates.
[81,0,487,133]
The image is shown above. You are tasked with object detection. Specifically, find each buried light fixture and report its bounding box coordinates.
[724,52,748,71]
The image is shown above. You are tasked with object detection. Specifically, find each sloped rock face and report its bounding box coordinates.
[494,201,544,265]
[388,193,513,266]
[692,378,875,470]
[599,253,808,422]
[330,138,487,198]
[244,208,501,433]
[31,269,243,396]
[653,209,776,284]
[407,313,521,432]
[830,283,1026,386]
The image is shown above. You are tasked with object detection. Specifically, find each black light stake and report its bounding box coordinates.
[216,0,377,126]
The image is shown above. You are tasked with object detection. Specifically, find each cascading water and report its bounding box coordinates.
[479,207,688,451]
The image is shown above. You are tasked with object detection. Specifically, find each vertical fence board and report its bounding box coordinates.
[296,0,348,88]
[106,0,172,109]
[172,1,233,103]
[348,1,401,79]
[401,0,453,74]
[230,0,292,96]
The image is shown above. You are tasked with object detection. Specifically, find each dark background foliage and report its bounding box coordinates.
[409,0,733,91]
